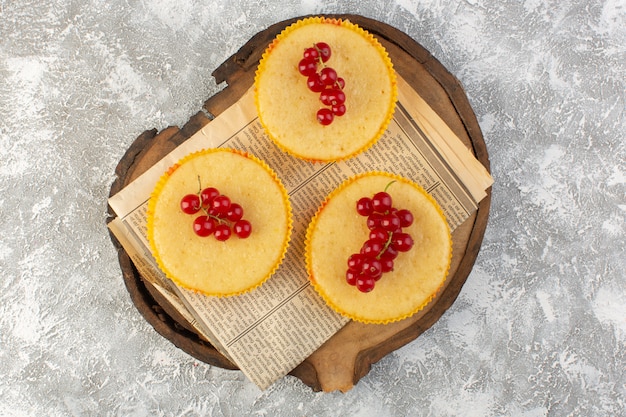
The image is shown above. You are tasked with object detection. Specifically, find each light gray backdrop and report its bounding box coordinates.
[1,0,624,416]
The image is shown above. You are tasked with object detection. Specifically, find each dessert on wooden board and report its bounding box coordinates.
[255,16,397,162]
[146,148,292,297]
[122,16,489,390]
[305,172,452,324]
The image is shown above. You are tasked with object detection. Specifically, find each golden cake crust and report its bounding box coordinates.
[305,172,452,324]
[147,148,292,297]
[255,17,397,162]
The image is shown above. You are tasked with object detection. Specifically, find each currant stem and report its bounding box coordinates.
[199,206,228,225]
[383,180,397,193]
[197,175,223,224]
[376,231,394,260]
[314,44,325,68]
[313,43,343,90]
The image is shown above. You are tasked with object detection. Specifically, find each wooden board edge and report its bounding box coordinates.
[352,190,492,386]
[109,230,238,370]
[107,14,492,391]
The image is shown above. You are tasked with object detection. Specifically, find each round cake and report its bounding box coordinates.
[255,16,397,162]
[305,172,452,324]
[147,148,292,297]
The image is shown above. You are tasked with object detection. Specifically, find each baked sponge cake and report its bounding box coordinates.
[255,16,397,162]
[305,172,452,324]
[147,148,292,296]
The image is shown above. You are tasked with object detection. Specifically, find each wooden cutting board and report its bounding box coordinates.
[107,14,491,392]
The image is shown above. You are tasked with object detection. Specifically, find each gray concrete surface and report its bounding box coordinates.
[1,0,624,415]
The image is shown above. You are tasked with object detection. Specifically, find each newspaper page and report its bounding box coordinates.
[108,75,493,389]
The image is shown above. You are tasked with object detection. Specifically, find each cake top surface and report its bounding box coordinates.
[147,148,292,297]
[255,17,397,162]
[306,172,452,324]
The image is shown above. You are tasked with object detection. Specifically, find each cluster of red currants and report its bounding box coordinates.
[346,184,415,293]
[297,42,346,125]
[180,181,251,241]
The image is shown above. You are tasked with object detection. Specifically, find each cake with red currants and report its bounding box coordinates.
[146,148,292,296]
[305,172,452,324]
[254,16,397,162]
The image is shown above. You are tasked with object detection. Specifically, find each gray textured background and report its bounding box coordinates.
[1,0,624,416]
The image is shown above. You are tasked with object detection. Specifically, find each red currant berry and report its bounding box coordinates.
[320,88,345,106]
[180,194,201,214]
[315,42,331,62]
[335,77,345,89]
[211,195,231,215]
[380,245,399,260]
[356,275,376,293]
[319,67,338,85]
[319,89,333,106]
[347,253,365,272]
[360,240,384,257]
[361,257,383,280]
[298,58,318,76]
[391,232,414,252]
[303,47,320,61]
[396,209,414,227]
[214,224,232,241]
[366,212,383,230]
[380,258,394,273]
[330,89,346,105]
[368,228,389,243]
[345,270,359,286]
[380,213,401,232]
[193,215,216,237]
[200,187,219,206]
[316,108,334,125]
[226,203,244,222]
[233,219,252,238]
[356,197,373,216]
[371,191,393,213]
[331,103,346,116]
[307,74,325,92]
